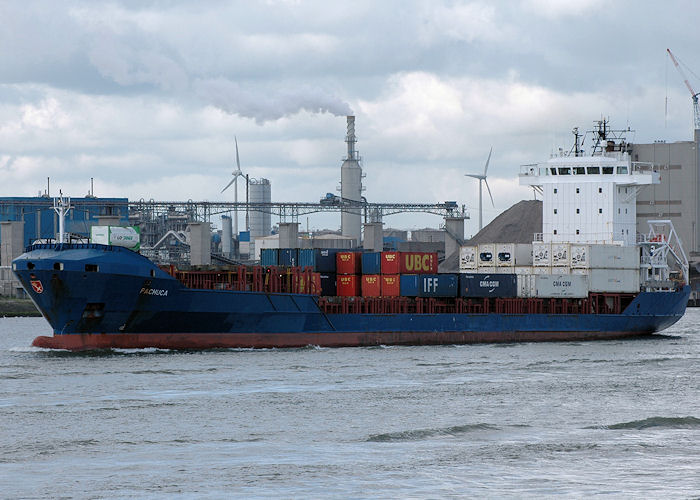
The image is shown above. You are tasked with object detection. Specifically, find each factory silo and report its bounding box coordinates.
[341,116,363,246]
[221,215,232,258]
[249,178,271,238]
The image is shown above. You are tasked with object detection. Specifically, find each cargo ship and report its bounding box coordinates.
[11,122,692,350]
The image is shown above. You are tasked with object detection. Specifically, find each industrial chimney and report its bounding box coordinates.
[340,116,363,246]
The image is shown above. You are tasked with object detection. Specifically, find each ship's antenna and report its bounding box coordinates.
[53,191,72,244]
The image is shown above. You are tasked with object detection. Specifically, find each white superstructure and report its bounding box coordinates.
[519,152,659,246]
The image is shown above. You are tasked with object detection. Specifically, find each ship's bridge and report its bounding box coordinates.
[518,152,660,246]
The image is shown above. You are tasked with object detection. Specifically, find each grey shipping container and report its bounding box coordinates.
[589,245,639,269]
[400,274,459,297]
[535,274,588,298]
[459,273,517,298]
[589,269,640,293]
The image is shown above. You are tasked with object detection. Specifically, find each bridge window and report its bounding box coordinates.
[602,166,614,174]
[617,166,628,174]
[574,167,585,175]
[550,168,557,175]
[587,167,600,174]
[558,167,571,175]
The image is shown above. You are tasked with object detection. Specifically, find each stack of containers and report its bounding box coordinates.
[336,251,361,296]
[477,243,496,273]
[570,244,640,293]
[361,252,382,297]
[314,248,349,296]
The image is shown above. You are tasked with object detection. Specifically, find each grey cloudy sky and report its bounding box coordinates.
[2,0,700,235]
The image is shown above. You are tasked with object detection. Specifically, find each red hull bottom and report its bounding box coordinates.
[32,330,651,351]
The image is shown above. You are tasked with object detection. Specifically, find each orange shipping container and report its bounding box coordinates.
[361,275,381,297]
[337,275,360,296]
[381,251,400,274]
[399,252,438,274]
[381,275,400,296]
[336,251,361,274]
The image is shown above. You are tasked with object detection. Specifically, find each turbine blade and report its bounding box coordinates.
[484,179,495,207]
[465,173,484,179]
[235,136,241,172]
[221,178,235,193]
[483,147,493,175]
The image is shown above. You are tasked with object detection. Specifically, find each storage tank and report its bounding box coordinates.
[341,116,363,246]
[249,178,271,239]
[221,215,232,258]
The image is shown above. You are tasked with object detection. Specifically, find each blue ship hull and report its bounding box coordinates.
[12,244,690,350]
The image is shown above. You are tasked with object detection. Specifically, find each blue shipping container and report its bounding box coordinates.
[400,274,459,297]
[314,248,352,273]
[361,252,381,275]
[459,273,517,298]
[279,248,298,267]
[298,248,315,269]
[319,273,337,296]
[260,248,279,266]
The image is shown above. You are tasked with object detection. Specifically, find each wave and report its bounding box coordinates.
[594,416,700,430]
[367,423,499,442]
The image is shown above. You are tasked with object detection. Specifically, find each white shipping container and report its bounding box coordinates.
[90,225,140,250]
[551,266,570,275]
[570,244,589,269]
[514,244,533,266]
[551,243,570,267]
[496,243,515,267]
[514,266,533,275]
[459,245,478,270]
[517,274,537,298]
[477,266,496,273]
[478,243,496,266]
[589,269,640,293]
[589,245,639,270]
[532,242,551,267]
[536,274,589,298]
[532,266,551,275]
[570,268,589,276]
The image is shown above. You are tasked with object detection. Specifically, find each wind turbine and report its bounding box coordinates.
[221,136,245,238]
[465,147,495,232]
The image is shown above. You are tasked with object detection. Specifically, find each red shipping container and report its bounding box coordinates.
[337,274,360,296]
[399,252,438,274]
[381,251,400,274]
[336,251,361,274]
[381,275,400,297]
[361,275,381,297]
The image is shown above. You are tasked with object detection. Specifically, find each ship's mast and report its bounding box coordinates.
[53,191,72,244]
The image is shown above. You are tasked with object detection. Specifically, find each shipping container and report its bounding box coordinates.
[459,273,517,298]
[532,267,551,275]
[551,243,570,267]
[459,245,478,270]
[551,266,570,274]
[90,225,140,250]
[361,275,381,297]
[570,244,588,269]
[261,248,279,266]
[400,274,459,297]
[337,274,360,296]
[314,248,349,273]
[477,266,496,273]
[517,274,537,298]
[295,272,322,295]
[381,251,400,274]
[381,275,400,297]
[298,248,316,269]
[478,243,495,266]
[589,269,640,293]
[533,242,551,267]
[514,244,533,265]
[336,251,362,274]
[279,248,298,267]
[400,252,438,274]
[362,252,382,275]
[589,245,639,270]
[496,243,515,267]
[535,274,588,298]
[319,273,337,296]
[514,266,533,275]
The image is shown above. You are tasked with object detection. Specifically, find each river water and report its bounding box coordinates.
[1,311,699,498]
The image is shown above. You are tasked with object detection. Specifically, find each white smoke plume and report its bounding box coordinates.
[194,77,353,123]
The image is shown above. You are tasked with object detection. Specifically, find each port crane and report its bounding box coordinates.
[667,48,700,129]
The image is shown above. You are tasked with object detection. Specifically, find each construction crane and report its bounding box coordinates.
[667,48,700,129]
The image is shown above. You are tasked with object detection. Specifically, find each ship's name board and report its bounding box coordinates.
[140,287,169,296]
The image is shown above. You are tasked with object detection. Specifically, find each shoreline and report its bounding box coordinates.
[0,299,41,317]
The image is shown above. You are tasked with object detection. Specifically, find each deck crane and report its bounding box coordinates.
[667,48,700,129]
